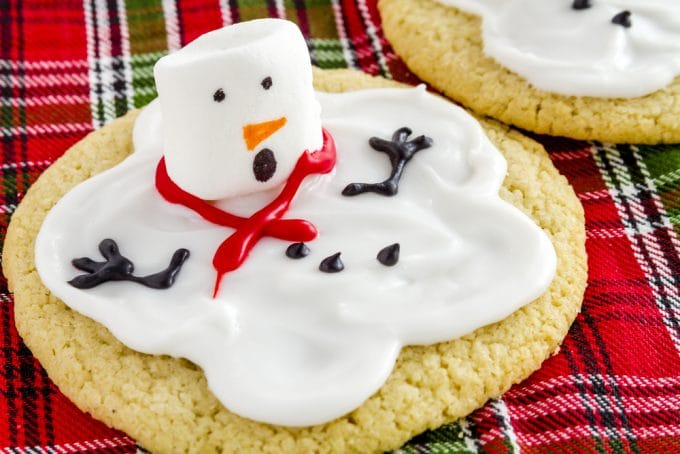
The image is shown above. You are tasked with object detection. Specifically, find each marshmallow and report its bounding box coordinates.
[154,19,323,200]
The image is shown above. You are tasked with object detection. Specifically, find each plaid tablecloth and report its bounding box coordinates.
[1,1,679,452]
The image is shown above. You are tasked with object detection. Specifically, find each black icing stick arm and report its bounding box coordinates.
[69,239,189,290]
[343,127,433,197]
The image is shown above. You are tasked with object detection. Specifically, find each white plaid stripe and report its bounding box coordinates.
[490,398,521,453]
[549,149,593,161]
[509,392,680,419]
[586,227,628,239]
[162,0,181,52]
[0,73,89,88]
[577,189,612,202]
[0,59,89,71]
[459,419,481,452]
[1,123,92,138]
[356,0,390,77]
[1,94,90,108]
[274,0,287,19]
[514,424,680,447]
[506,374,680,399]
[331,0,359,69]
[0,437,135,453]
[219,0,234,26]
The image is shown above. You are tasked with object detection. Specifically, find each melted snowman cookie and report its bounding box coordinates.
[3,68,587,453]
[33,20,562,427]
[34,85,556,426]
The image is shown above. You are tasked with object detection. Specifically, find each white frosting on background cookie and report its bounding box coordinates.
[35,87,556,426]
[438,0,680,98]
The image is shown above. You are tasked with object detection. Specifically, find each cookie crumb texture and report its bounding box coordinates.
[379,0,680,144]
[3,69,587,453]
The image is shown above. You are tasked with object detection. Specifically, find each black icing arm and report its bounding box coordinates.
[69,239,189,290]
[342,127,433,197]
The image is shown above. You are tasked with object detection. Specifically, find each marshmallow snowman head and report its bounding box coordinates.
[154,19,323,200]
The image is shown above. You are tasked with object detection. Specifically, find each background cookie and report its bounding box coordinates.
[3,69,587,453]
[379,0,680,145]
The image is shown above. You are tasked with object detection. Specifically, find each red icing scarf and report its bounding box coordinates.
[155,129,337,297]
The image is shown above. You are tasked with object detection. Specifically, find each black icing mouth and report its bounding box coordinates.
[253,148,277,182]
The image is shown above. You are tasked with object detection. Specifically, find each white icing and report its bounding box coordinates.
[154,19,322,200]
[35,87,556,426]
[437,0,680,98]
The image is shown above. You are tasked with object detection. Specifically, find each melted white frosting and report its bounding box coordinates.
[438,0,680,98]
[35,87,556,426]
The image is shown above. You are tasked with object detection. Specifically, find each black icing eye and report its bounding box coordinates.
[261,76,272,90]
[213,88,226,102]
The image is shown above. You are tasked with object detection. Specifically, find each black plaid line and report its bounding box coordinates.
[174,0,186,48]
[89,0,106,128]
[228,0,240,24]
[263,0,278,19]
[291,0,311,37]
[105,0,129,119]
[1,293,18,447]
[562,326,610,452]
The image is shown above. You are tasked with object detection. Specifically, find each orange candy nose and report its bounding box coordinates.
[243,116,287,151]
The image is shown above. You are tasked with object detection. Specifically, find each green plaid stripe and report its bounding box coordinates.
[637,144,680,232]
[125,0,167,55]
[130,52,165,108]
[309,38,349,68]
[398,421,476,454]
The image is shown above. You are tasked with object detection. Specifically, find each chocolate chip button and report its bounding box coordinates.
[253,148,277,182]
[612,11,632,28]
[319,252,344,273]
[286,242,310,259]
[377,243,400,266]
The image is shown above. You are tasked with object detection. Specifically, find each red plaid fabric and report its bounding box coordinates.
[1,1,679,452]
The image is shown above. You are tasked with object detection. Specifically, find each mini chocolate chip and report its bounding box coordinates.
[377,243,400,267]
[286,242,310,259]
[571,0,591,10]
[213,88,226,102]
[253,148,277,182]
[319,252,344,273]
[261,76,272,90]
[612,11,632,28]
